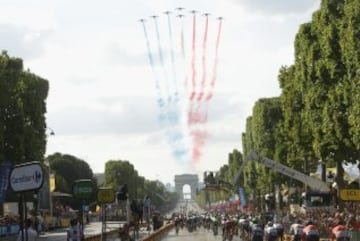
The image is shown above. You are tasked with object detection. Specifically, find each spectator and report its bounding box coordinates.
[152,211,163,231]
[67,218,83,241]
[17,218,38,241]
[130,199,140,224]
[137,199,144,224]
[143,196,151,229]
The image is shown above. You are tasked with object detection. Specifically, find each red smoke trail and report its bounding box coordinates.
[189,15,211,125]
[206,18,223,101]
[190,12,197,101]
[191,129,207,162]
[198,14,209,102]
[191,17,223,163]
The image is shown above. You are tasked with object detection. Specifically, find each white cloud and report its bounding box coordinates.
[0,0,322,185]
[0,24,50,59]
[234,0,320,15]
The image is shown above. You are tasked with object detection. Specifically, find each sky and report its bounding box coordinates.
[0,0,322,185]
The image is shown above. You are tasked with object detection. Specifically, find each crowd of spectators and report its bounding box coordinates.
[277,202,360,239]
[0,214,19,226]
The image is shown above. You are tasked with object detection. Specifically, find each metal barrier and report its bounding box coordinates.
[84,229,119,241]
[84,222,174,241]
[142,223,174,241]
[350,231,360,241]
[284,234,330,241]
[284,234,360,241]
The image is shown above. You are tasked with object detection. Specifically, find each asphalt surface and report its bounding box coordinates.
[163,227,239,241]
[3,221,151,241]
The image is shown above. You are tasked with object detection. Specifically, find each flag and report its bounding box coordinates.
[50,174,56,192]
[0,161,11,204]
[239,187,247,208]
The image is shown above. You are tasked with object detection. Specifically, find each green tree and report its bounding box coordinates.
[46,153,96,209]
[105,160,138,198]
[0,52,25,165]
[0,52,49,214]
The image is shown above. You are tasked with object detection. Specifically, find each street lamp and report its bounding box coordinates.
[47,127,55,136]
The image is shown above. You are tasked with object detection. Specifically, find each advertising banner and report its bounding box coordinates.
[9,162,44,193]
[0,161,11,203]
[239,187,247,207]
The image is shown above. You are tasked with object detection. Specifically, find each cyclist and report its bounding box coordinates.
[289,219,304,241]
[264,221,278,241]
[301,221,319,241]
[330,220,351,241]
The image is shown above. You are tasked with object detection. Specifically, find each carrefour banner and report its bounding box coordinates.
[239,187,247,207]
[0,161,12,204]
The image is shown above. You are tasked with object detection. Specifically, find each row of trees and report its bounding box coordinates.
[46,153,179,212]
[199,0,360,207]
[0,51,178,215]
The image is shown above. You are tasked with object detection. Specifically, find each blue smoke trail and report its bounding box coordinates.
[152,16,171,105]
[142,16,190,162]
[140,20,166,124]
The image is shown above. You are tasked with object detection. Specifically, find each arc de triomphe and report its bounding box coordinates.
[174,174,199,200]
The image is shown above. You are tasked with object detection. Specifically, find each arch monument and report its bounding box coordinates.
[174,174,199,200]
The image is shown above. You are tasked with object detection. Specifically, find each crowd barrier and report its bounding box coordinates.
[284,232,360,241]
[84,229,119,241]
[142,223,174,241]
[350,231,360,241]
[0,224,20,236]
[84,223,174,241]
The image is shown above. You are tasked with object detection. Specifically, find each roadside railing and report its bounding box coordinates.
[84,222,174,241]
[284,231,360,241]
[85,229,119,241]
[141,223,173,241]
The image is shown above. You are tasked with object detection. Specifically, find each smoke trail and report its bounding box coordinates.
[190,12,197,101]
[198,14,209,102]
[175,12,188,97]
[188,14,210,125]
[190,17,223,163]
[206,18,223,101]
[165,12,178,101]
[145,15,190,162]
[152,16,171,104]
[180,17,185,63]
[140,20,166,120]
[191,129,207,161]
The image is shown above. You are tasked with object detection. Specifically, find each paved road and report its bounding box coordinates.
[39,221,108,240]
[4,221,151,241]
[40,221,152,241]
[163,227,242,241]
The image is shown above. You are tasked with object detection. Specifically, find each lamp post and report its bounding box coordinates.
[47,127,55,136]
